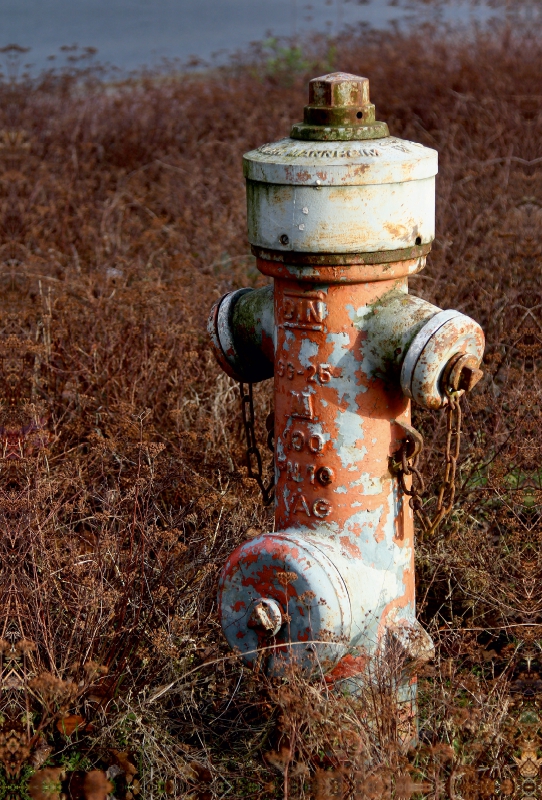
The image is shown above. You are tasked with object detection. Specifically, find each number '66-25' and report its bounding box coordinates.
[277,360,332,383]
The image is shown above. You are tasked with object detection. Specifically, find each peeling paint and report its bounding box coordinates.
[352,472,383,494]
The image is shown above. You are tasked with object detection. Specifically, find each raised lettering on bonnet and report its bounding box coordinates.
[256,138,418,159]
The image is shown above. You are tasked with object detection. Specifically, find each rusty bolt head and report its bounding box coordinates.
[309,72,371,109]
[442,353,484,394]
[387,618,435,666]
[458,366,484,392]
[291,72,389,141]
[248,598,283,636]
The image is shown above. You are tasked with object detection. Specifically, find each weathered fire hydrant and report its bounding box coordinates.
[208,74,484,688]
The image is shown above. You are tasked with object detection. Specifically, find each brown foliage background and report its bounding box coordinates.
[0,17,540,799]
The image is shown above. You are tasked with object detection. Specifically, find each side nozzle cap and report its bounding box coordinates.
[401,310,485,409]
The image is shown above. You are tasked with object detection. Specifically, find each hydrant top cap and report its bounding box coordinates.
[243,72,437,187]
[291,72,389,141]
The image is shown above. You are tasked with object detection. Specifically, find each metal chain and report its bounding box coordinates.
[394,389,463,536]
[239,382,275,506]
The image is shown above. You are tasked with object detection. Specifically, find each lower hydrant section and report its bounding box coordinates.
[214,262,479,682]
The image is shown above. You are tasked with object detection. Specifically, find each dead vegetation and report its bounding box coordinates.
[0,17,540,799]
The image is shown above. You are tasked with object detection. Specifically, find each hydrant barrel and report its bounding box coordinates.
[211,73,484,683]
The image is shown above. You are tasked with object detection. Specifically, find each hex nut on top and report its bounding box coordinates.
[291,71,389,140]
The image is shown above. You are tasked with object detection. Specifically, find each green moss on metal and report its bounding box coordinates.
[290,120,389,141]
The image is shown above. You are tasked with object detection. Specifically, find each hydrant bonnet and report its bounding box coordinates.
[244,73,437,257]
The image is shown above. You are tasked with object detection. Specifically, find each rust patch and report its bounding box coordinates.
[339,536,362,559]
[325,653,368,682]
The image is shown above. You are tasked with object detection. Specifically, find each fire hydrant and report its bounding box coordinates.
[208,74,484,686]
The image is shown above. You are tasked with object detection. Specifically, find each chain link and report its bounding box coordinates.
[239,382,275,506]
[394,390,463,536]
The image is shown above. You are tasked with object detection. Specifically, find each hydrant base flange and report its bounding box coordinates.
[250,242,432,267]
